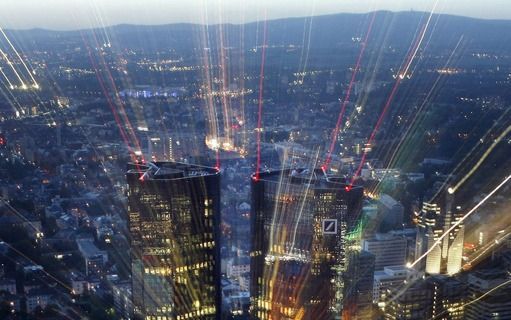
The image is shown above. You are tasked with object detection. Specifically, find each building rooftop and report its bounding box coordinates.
[374,265,417,280]
[370,233,406,241]
[253,168,363,191]
[379,194,400,209]
[232,256,251,266]
[127,162,219,181]
[472,268,508,280]
[76,238,106,258]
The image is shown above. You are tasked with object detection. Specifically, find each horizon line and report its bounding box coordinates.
[4,9,510,33]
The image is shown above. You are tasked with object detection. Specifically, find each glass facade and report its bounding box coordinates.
[416,193,464,276]
[127,162,221,320]
[250,168,363,320]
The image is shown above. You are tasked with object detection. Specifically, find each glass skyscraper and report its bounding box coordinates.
[127,162,221,320]
[250,168,364,320]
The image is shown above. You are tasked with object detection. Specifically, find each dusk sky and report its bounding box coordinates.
[0,0,509,30]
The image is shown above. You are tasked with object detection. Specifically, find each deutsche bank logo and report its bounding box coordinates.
[322,219,338,235]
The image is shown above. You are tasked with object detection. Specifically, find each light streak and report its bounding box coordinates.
[82,33,138,162]
[91,0,112,47]
[266,149,288,249]
[87,29,145,162]
[0,48,26,88]
[0,82,23,115]
[0,27,39,88]
[410,174,511,269]
[465,229,511,268]
[399,0,439,79]
[394,7,428,76]
[238,0,248,154]
[0,67,14,89]
[428,278,511,320]
[323,12,376,170]
[297,0,316,85]
[217,2,233,155]
[199,2,221,167]
[1,200,43,239]
[370,35,464,195]
[349,1,441,187]
[428,89,510,201]
[290,150,320,253]
[255,18,268,181]
[349,75,403,187]
[261,154,320,316]
[451,124,511,192]
[0,237,74,293]
[408,8,442,78]
[462,278,511,307]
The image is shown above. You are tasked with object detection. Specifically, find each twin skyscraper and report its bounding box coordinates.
[127,162,364,320]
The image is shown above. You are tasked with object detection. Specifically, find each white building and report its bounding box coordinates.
[373,265,420,307]
[226,257,250,278]
[416,194,464,275]
[363,234,407,270]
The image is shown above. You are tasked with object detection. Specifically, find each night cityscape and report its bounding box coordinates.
[0,1,510,319]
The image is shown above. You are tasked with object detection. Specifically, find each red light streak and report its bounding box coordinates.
[323,12,376,170]
[349,76,402,187]
[82,33,137,163]
[348,14,431,187]
[89,30,144,162]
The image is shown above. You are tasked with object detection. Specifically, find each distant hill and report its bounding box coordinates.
[6,11,511,53]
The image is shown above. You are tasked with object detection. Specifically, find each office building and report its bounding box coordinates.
[76,238,108,277]
[377,194,404,232]
[127,162,221,319]
[250,168,364,319]
[415,191,464,275]
[465,269,511,320]
[373,265,419,307]
[426,275,466,320]
[383,279,431,320]
[382,274,465,320]
[389,229,418,263]
[343,250,376,320]
[362,234,407,270]
[146,134,177,162]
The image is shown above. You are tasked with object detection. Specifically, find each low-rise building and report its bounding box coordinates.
[0,278,17,295]
[26,288,52,313]
[76,238,108,276]
[69,272,88,296]
[226,256,250,279]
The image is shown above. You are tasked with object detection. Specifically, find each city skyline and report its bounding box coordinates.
[0,2,510,318]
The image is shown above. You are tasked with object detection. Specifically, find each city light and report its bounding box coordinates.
[0,1,509,319]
